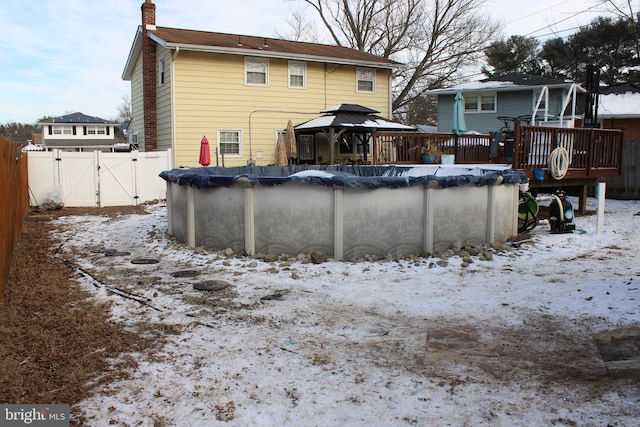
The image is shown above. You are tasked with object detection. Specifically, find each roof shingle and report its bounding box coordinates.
[149,26,400,67]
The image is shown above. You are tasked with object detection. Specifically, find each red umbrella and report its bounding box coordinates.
[199,135,211,167]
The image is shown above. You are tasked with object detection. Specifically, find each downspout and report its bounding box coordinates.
[170,46,180,168]
[388,71,393,119]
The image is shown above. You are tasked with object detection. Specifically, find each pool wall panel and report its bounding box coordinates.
[165,167,523,260]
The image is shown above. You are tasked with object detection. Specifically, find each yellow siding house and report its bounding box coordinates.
[123,0,400,168]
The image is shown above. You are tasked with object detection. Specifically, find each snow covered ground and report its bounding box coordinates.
[52,197,640,426]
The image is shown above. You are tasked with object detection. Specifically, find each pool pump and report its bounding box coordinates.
[549,190,575,234]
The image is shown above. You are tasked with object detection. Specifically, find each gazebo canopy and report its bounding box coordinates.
[295,104,415,132]
[293,104,414,164]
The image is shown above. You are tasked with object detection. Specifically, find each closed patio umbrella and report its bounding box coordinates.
[285,119,297,164]
[275,132,288,166]
[452,92,466,136]
[451,92,466,160]
[199,135,211,166]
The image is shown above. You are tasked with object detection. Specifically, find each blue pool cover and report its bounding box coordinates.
[159,165,528,190]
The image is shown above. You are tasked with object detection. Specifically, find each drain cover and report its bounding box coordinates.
[193,280,230,291]
[170,270,201,278]
[105,251,131,257]
[131,258,160,265]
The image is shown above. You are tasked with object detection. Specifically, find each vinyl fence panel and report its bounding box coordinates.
[99,152,136,207]
[27,149,171,208]
[27,151,57,207]
[57,150,99,207]
[135,150,172,204]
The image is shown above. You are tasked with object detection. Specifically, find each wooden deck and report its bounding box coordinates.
[372,126,625,212]
[372,126,624,180]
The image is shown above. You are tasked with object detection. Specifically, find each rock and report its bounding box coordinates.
[464,245,482,256]
[263,254,279,263]
[310,251,327,264]
[440,249,454,259]
[224,248,235,257]
[247,261,258,268]
[296,253,307,262]
[291,272,301,280]
[482,250,494,261]
[436,260,448,267]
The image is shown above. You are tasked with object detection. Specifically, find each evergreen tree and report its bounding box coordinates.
[483,35,542,76]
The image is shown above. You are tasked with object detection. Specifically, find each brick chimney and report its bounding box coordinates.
[142,0,157,151]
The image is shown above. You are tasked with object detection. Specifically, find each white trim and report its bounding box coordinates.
[463,92,497,113]
[217,129,243,158]
[288,61,306,89]
[356,67,376,94]
[244,57,269,87]
[158,56,165,86]
[159,39,399,70]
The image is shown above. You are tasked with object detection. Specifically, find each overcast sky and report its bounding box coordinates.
[0,0,617,124]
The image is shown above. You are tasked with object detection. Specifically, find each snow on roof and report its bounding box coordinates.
[427,73,580,95]
[598,91,640,117]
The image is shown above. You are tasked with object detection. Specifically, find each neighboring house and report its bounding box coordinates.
[38,113,128,152]
[596,85,640,199]
[597,85,640,141]
[426,73,584,135]
[122,0,400,168]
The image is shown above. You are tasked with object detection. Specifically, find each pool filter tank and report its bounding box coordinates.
[549,190,576,234]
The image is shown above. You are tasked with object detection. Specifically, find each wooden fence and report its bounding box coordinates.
[605,140,640,198]
[0,137,29,299]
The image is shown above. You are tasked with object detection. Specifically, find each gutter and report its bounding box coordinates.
[149,35,402,70]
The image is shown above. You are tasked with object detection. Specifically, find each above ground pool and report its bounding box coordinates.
[160,165,528,260]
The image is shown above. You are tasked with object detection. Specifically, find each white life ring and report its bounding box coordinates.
[549,147,569,180]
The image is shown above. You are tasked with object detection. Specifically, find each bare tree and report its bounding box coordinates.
[117,94,132,124]
[275,8,321,42]
[292,0,498,113]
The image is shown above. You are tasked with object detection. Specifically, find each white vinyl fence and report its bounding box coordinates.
[27,149,172,207]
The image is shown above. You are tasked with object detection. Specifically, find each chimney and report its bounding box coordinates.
[141,0,157,151]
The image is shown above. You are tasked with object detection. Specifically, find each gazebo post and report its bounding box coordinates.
[329,128,335,164]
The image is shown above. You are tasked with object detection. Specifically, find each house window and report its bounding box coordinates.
[86,126,107,135]
[245,58,268,86]
[52,125,73,135]
[129,132,139,147]
[464,93,496,113]
[356,68,375,93]
[159,57,165,86]
[218,129,241,156]
[533,89,547,112]
[288,61,306,89]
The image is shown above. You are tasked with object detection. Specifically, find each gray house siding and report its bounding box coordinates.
[436,88,568,134]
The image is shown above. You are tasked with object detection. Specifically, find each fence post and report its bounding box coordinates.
[0,138,29,299]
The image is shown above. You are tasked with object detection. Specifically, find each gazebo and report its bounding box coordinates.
[294,104,415,164]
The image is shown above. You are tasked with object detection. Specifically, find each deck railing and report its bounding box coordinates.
[513,125,624,179]
[372,132,492,165]
[373,127,624,181]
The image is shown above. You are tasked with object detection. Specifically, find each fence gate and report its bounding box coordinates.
[28,149,171,207]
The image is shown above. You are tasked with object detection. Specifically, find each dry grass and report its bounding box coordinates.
[0,206,166,425]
